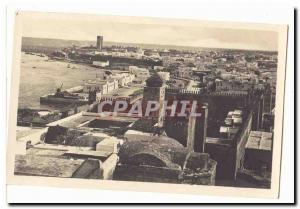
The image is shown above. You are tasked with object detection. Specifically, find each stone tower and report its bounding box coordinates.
[97,36,103,51]
[142,73,166,129]
[194,103,208,152]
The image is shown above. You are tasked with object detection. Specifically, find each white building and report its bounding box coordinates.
[83,79,118,94]
[128,66,150,83]
[92,60,109,67]
[106,79,118,93]
[154,66,165,71]
[110,73,135,87]
[157,71,170,81]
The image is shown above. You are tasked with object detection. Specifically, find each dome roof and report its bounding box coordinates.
[145,73,165,87]
[118,137,188,169]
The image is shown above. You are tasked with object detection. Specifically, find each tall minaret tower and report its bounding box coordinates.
[142,73,166,129]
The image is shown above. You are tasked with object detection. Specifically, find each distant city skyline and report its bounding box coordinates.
[20,12,279,51]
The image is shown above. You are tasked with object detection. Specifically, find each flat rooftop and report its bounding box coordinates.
[48,112,138,128]
[47,112,138,137]
[102,85,143,99]
[14,154,84,177]
[47,113,96,129]
[245,131,273,151]
[16,126,45,140]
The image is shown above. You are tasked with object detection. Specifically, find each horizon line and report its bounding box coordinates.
[22,36,278,53]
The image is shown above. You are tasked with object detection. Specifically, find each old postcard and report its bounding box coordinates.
[7,11,288,199]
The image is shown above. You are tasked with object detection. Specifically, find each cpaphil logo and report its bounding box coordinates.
[96,100,202,118]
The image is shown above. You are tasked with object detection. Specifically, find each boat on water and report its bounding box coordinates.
[40,83,89,105]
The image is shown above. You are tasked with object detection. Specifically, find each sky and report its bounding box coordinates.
[19,12,279,51]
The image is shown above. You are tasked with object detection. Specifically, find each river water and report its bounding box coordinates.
[18,52,101,110]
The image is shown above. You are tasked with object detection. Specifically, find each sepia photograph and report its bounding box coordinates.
[6,11,288,199]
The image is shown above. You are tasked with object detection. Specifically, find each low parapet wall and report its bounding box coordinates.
[114,159,216,186]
